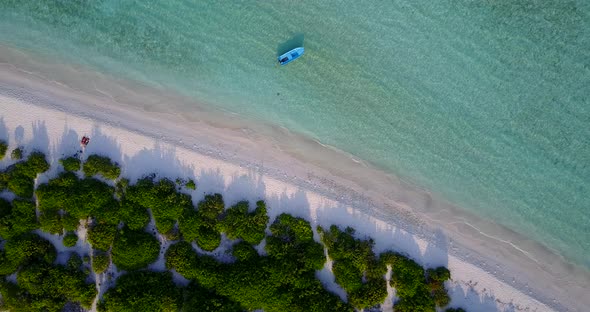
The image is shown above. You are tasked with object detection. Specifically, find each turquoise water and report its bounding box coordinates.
[1,1,589,268]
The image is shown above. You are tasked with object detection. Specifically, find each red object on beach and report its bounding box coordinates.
[81,136,90,147]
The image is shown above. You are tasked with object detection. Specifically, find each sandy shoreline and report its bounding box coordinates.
[0,56,588,311]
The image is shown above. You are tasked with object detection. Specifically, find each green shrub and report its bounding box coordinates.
[167,214,352,312]
[427,266,451,283]
[427,266,451,308]
[178,207,199,242]
[0,199,37,240]
[348,279,388,309]
[38,209,63,234]
[118,199,150,230]
[0,140,7,159]
[266,214,325,271]
[126,176,191,234]
[36,172,117,222]
[67,253,83,271]
[0,171,8,190]
[380,252,435,312]
[179,194,225,250]
[12,260,97,310]
[185,179,196,190]
[92,251,111,274]
[83,154,121,180]
[2,233,57,274]
[2,151,50,196]
[60,156,81,172]
[7,174,34,198]
[192,193,224,251]
[318,225,386,309]
[0,197,11,221]
[87,222,117,251]
[195,226,221,251]
[165,241,200,279]
[232,241,259,262]
[222,200,269,245]
[445,308,466,312]
[433,288,451,308]
[99,271,182,312]
[62,212,81,232]
[111,228,160,271]
[0,251,19,276]
[63,232,79,247]
[115,178,130,198]
[181,282,243,312]
[14,151,50,178]
[11,147,22,160]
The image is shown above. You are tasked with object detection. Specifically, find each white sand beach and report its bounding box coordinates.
[1,60,589,311]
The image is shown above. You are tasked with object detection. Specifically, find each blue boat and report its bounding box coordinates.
[278,47,304,65]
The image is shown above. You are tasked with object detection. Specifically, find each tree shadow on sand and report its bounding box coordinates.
[0,117,7,143]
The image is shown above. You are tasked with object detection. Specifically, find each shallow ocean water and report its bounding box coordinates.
[1,1,589,267]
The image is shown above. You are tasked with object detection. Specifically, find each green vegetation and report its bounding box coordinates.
[181,282,242,312]
[115,177,129,198]
[318,225,386,309]
[0,140,7,159]
[99,271,182,312]
[1,233,57,275]
[0,152,458,311]
[427,266,452,307]
[111,227,160,271]
[185,179,196,190]
[92,251,111,274]
[63,232,79,247]
[0,199,37,240]
[11,147,23,160]
[66,252,83,271]
[126,176,191,234]
[1,262,96,311]
[166,214,350,312]
[379,251,435,312]
[445,308,466,312]
[83,154,121,180]
[0,236,94,312]
[231,241,258,262]
[222,200,268,245]
[118,199,150,230]
[179,193,224,251]
[36,171,116,219]
[1,151,50,197]
[87,222,117,251]
[60,156,81,172]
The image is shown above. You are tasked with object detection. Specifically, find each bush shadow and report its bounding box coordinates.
[447,282,517,312]
[14,126,24,145]
[31,121,50,155]
[0,117,7,143]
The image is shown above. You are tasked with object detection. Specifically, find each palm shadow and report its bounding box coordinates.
[277,33,305,56]
[0,117,7,143]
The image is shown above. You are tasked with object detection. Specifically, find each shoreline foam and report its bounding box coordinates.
[1,50,588,310]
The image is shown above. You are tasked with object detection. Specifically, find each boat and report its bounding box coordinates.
[278,47,304,66]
